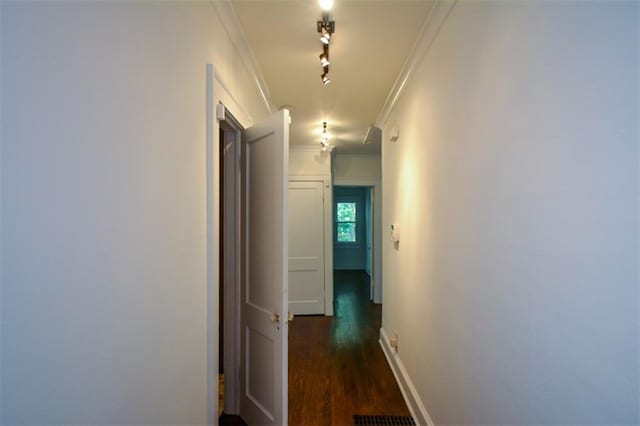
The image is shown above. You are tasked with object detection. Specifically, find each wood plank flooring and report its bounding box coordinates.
[288,270,411,426]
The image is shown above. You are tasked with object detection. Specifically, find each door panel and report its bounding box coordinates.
[288,181,325,315]
[240,110,289,426]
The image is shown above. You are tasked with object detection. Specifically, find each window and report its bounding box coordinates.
[336,202,357,243]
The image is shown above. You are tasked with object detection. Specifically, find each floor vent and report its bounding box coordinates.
[353,415,416,426]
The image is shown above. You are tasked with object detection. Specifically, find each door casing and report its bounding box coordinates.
[207,63,259,425]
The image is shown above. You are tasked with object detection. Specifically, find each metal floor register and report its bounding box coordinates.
[353,415,416,426]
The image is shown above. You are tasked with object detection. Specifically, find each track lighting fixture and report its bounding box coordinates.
[317,11,335,85]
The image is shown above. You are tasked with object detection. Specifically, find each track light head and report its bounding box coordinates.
[321,72,331,85]
[320,29,331,45]
[317,20,335,45]
[319,52,330,67]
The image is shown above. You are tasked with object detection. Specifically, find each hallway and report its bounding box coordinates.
[288,270,410,425]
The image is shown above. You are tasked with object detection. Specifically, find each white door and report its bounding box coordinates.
[240,110,289,426]
[288,181,325,315]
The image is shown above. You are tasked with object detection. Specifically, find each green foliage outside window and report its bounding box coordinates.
[336,202,356,243]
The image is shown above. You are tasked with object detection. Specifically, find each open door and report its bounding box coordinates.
[240,109,290,426]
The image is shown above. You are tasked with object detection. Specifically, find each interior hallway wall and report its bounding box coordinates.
[1,1,270,424]
[381,1,639,424]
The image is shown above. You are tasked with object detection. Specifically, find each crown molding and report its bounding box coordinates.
[375,0,457,128]
[210,0,276,115]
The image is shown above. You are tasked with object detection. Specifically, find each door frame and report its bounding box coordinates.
[289,174,334,316]
[220,111,243,416]
[207,64,255,425]
[333,179,382,304]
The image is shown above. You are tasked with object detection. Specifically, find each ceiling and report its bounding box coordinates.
[231,0,434,155]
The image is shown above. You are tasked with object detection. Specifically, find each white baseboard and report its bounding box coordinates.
[379,328,435,426]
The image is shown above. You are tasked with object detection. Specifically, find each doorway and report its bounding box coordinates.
[212,103,291,426]
[333,186,375,300]
[218,114,243,421]
[208,66,291,425]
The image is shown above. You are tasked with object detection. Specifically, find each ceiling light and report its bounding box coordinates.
[319,0,333,11]
[320,28,331,45]
[321,73,331,85]
[320,122,331,151]
[321,122,329,139]
[319,52,330,67]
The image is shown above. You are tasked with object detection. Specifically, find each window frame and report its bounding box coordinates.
[334,195,364,247]
[335,201,357,244]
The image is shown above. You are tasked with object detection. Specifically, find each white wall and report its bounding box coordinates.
[333,153,382,182]
[1,2,270,424]
[381,1,639,424]
[333,153,383,303]
[289,146,332,176]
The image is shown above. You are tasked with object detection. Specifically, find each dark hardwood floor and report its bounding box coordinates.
[288,270,411,426]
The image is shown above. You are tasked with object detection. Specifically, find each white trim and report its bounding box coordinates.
[209,0,276,115]
[333,178,379,187]
[288,175,334,316]
[289,145,332,153]
[214,77,253,130]
[379,328,435,426]
[215,73,254,127]
[375,0,457,128]
[206,64,217,426]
